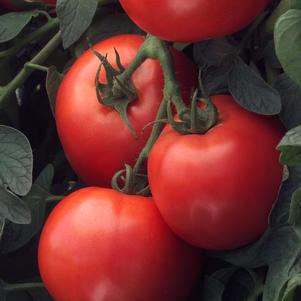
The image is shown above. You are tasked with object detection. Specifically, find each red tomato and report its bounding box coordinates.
[119,0,270,42]
[148,95,284,250]
[38,187,203,301]
[56,34,197,187]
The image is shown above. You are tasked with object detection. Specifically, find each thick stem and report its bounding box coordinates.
[0,31,62,107]
[132,100,167,177]
[118,35,187,114]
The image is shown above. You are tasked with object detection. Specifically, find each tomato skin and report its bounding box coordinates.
[119,0,270,42]
[56,34,197,187]
[148,95,284,251]
[38,187,203,301]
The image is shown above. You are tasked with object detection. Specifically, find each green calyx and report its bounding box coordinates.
[111,164,150,196]
[93,48,138,138]
[167,89,218,135]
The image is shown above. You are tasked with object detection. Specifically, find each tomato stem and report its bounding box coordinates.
[0,29,61,108]
[4,282,44,292]
[119,34,187,114]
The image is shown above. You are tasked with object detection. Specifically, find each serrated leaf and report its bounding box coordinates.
[0,165,54,254]
[0,11,39,43]
[57,0,98,49]
[0,187,30,224]
[0,126,32,196]
[46,66,63,117]
[277,125,301,166]
[289,186,301,239]
[274,73,301,129]
[275,9,301,88]
[228,56,282,115]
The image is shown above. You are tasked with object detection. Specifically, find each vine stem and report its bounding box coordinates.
[132,100,167,177]
[4,282,44,292]
[0,17,59,59]
[119,34,187,114]
[0,30,62,107]
[111,35,188,187]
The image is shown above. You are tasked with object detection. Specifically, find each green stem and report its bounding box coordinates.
[25,63,49,72]
[132,99,167,177]
[0,31,61,107]
[4,282,44,292]
[119,35,187,114]
[0,18,59,59]
[46,195,64,203]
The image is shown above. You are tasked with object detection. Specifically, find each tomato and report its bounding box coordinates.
[38,187,203,301]
[56,34,196,187]
[119,0,270,42]
[148,95,284,250]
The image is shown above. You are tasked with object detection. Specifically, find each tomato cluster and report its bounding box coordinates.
[38,2,285,300]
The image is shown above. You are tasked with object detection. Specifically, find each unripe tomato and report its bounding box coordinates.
[119,0,270,42]
[56,34,197,187]
[148,95,284,250]
[38,187,203,301]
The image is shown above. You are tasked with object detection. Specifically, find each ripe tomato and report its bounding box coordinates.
[56,34,197,187]
[148,95,284,250]
[38,187,203,301]
[119,0,270,42]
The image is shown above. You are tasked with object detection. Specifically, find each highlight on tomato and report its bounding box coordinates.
[148,95,284,251]
[55,34,197,187]
[119,0,270,42]
[38,187,203,301]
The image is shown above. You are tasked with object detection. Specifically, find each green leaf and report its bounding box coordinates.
[46,66,63,117]
[261,225,301,301]
[0,187,30,224]
[0,165,54,254]
[0,126,33,196]
[269,167,301,227]
[275,9,301,87]
[228,56,282,115]
[57,0,98,49]
[0,11,39,43]
[201,276,224,301]
[274,73,301,129]
[281,273,301,301]
[277,125,301,166]
[193,38,236,67]
[73,13,144,57]
[289,186,301,238]
[209,230,267,269]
